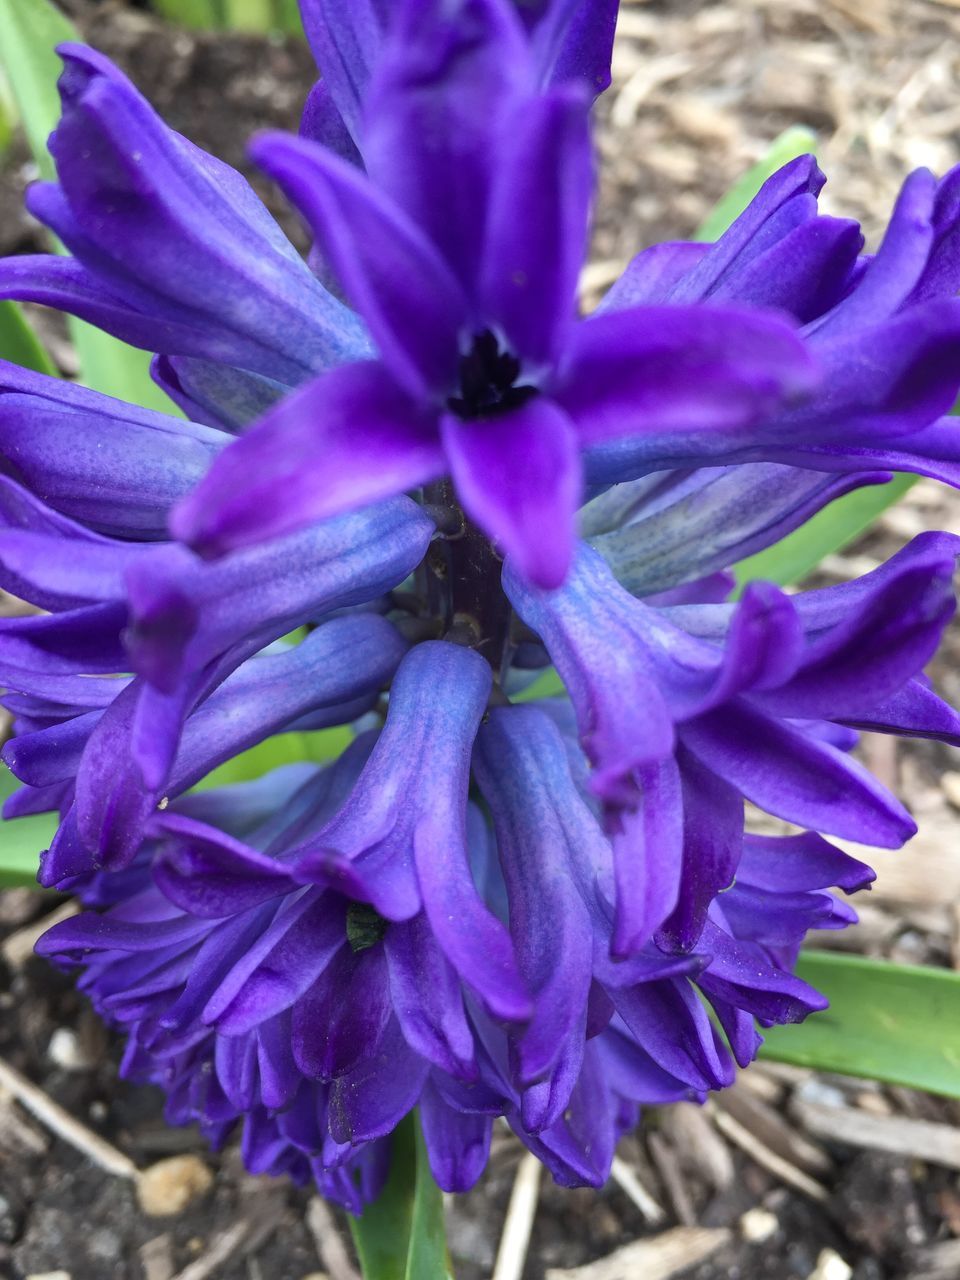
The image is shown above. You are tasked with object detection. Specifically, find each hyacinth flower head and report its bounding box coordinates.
[3,0,960,1221]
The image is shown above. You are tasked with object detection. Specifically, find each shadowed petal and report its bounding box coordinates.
[442,397,580,588]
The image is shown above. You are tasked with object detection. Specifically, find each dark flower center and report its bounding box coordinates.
[345,902,389,953]
[447,329,539,421]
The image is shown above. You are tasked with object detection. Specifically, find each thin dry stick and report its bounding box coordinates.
[609,1154,667,1224]
[306,1196,360,1280]
[1,898,80,969]
[0,1053,137,1179]
[710,1105,829,1204]
[169,1221,250,1280]
[492,1151,543,1280]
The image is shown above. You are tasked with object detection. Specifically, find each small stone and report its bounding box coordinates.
[795,1079,846,1109]
[47,1028,92,1072]
[740,1207,779,1243]
[137,1155,214,1218]
[942,772,960,811]
[808,1248,853,1280]
[300,1274,330,1280]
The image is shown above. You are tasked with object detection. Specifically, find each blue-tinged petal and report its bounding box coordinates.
[172,362,443,558]
[71,615,405,874]
[295,642,530,1021]
[0,360,227,538]
[587,465,889,596]
[128,498,432,693]
[475,707,597,1084]
[442,396,580,589]
[251,131,468,399]
[299,0,389,143]
[420,1078,492,1192]
[504,544,673,786]
[0,602,129,680]
[384,914,477,1078]
[16,44,369,382]
[150,356,286,435]
[681,703,916,848]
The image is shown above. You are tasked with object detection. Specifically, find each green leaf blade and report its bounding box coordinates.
[0,300,56,374]
[349,1113,452,1280]
[695,126,818,243]
[0,763,56,889]
[761,952,960,1097]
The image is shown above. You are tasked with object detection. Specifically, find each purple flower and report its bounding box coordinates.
[169,0,816,587]
[505,533,959,953]
[3,0,960,1213]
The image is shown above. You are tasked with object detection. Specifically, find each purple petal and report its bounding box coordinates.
[361,0,531,289]
[529,0,619,96]
[442,396,580,588]
[420,1078,492,1192]
[384,913,477,1077]
[557,304,817,447]
[475,707,598,1082]
[251,131,468,398]
[172,362,442,557]
[480,86,592,364]
[682,703,916,848]
[327,1017,428,1143]
[813,168,937,336]
[656,748,742,953]
[608,757,683,957]
[0,359,227,538]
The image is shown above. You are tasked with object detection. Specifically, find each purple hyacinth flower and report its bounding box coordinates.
[505,532,960,953]
[587,155,960,488]
[0,44,370,417]
[170,0,816,587]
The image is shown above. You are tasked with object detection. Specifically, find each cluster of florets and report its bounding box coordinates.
[1,0,960,1209]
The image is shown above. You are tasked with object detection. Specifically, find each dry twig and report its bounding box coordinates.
[0,1053,137,1179]
[544,1226,731,1280]
[306,1196,360,1280]
[492,1152,542,1280]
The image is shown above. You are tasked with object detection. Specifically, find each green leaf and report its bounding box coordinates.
[0,0,73,184]
[152,0,221,26]
[694,126,818,243]
[349,1113,452,1280]
[734,474,916,588]
[0,300,57,374]
[195,725,354,790]
[0,0,181,410]
[0,763,56,889]
[760,952,960,1097]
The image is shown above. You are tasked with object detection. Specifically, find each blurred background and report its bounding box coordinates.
[3,3,960,1279]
